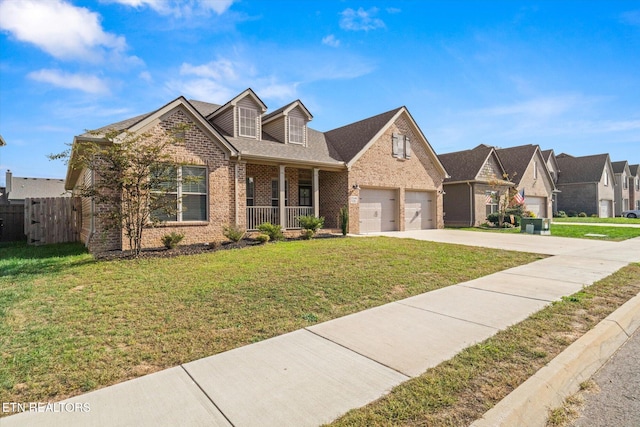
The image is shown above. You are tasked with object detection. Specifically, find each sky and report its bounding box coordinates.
[1,0,639,185]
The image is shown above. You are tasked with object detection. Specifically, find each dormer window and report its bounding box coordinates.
[239,107,257,138]
[289,116,305,144]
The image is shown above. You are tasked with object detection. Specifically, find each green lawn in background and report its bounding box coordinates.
[553,216,640,224]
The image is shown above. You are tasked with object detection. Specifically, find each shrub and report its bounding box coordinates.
[591,214,598,218]
[257,222,284,241]
[339,206,349,236]
[255,234,270,243]
[223,224,245,242]
[523,210,536,218]
[161,232,184,249]
[298,215,325,239]
[487,208,522,227]
[578,212,587,217]
[554,210,567,218]
[567,210,577,217]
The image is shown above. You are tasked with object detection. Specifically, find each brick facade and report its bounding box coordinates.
[347,114,444,233]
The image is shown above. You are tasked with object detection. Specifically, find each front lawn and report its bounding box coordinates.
[553,217,640,224]
[0,238,543,406]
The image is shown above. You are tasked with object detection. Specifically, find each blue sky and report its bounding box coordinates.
[1,0,639,185]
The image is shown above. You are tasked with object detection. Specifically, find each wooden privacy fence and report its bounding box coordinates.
[0,204,25,242]
[25,197,81,245]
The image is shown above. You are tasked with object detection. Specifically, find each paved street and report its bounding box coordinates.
[571,329,640,427]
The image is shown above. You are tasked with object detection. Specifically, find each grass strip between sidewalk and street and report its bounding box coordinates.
[0,237,543,410]
[327,263,640,427]
[456,225,640,241]
[552,217,640,224]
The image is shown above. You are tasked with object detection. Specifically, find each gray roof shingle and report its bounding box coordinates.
[439,144,495,182]
[611,160,628,174]
[556,153,610,184]
[495,144,539,185]
[8,177,69,201]
[629,164,640,177]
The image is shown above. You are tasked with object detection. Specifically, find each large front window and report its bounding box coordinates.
[485,191,498,217]
[152,165,207,222]
[239,107,257,138]
[289,116,304,144]
[271,179,289,207]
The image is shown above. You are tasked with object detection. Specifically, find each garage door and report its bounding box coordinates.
[599,200,612,218]
[525,196,547,218]
[359,189,397,233]
[405,191,434,230]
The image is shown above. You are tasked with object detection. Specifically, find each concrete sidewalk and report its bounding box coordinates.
[4,233,640,427]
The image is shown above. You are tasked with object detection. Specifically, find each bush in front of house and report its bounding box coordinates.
[223,224,245,243]
[339,206,349,236]
[257,222,284,241]
[255,234,270,243]
[554,210,567,218]
[487,206,523,227]
[161,232,185,249]
[298,215,325,239]
[567,210,577,217]
[578,212,587,217]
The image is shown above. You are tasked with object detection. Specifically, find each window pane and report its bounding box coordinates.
[182,194,207,221]
[182,166,206,193]
[246,177,254,206]
[239,107,257,137]
[151,194,178,222]
[150,164,177,192]
[289,117,304,144]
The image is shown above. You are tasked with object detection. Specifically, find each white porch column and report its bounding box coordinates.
[279,165,286,227]
[313,168,320,218]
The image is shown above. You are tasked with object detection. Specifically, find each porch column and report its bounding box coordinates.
[313,168,320,218]
[279,165,286,227]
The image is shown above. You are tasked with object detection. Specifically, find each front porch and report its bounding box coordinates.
[246,206,314,230]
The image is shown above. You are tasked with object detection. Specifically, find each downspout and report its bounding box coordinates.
[234,162,239,225]
[467,182,474,227]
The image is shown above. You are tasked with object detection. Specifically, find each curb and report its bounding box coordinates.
[470,292,640,427]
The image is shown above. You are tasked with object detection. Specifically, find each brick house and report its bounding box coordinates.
[629,164,640,211]
[494,144,556,218]
[612,160,631,216]
[65,89,448,252]
[438,144,512,227]
[555,153,616,217]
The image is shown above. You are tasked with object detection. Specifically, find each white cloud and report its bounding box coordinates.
[139,71,153,82]
[322,34,340,47]
[108,0,235,17]
[475,95,582,118]
[166,77,237,103]
[28,69,110,94]
[180,59,239,80]
[0,0,127,62]
[339,7,385,31]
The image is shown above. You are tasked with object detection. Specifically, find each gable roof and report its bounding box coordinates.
[494,144,539,185]
[629,164,640,177]
[324,107,403,164]
[611,160,629,174]
[262,100,313,124]
[439,144,507,183]
[0,134,6,146]
[207,88,267,119]
[8,176,69,201]
[556,153,611,184]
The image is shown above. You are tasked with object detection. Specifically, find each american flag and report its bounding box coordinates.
[514,188,525,204]
[485,193,493,204]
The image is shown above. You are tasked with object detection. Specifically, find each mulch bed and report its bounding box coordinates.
[94,233,344,261]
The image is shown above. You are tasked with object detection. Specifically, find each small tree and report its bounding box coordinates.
[50,125,189,257]
[488,172,519,227]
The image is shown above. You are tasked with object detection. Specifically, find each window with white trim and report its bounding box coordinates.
[271,179,289,207]
[636,177,639,190]
[533,161,538,180]
[604,170,609,186]
[485,191,499,217]
[289,116,305,144]
[246,177,255,207]
[239,107,257,138]
[624,175,628,189]
[151,165,207,222]
[392,133,411,159]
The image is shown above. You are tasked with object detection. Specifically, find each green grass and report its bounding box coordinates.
[328,263,640,426]
[0,238,543,406]
[553,216,640,224]
[455,225,640,241]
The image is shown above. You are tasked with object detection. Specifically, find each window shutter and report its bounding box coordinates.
[405,136,411,158]
[392,133,399,157]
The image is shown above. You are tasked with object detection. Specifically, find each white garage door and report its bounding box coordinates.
[359,189,397,233]
[599,200,611,218]
[405,191,434,230]
[526,196,547,218]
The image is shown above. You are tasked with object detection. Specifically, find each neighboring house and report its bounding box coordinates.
[629,164,640,211]
[541,149,561,214]
[4,170,69,204]
[438,144,512,227]
[612,161,631,216]
[0,134,6,146]
[555,153,616,217]
[494,144,556,218]
[65,89,448,253]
